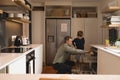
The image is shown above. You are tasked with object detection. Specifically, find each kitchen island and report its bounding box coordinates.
[0,44,43,74]
[0,74,120,80]
[91,45,120,74]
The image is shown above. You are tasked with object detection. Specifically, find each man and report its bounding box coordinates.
[52,36,90,74]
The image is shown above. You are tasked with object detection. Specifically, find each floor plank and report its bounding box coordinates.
[42,66,57,74]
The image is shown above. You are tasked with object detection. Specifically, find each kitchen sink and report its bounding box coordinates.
[0,47,32,53]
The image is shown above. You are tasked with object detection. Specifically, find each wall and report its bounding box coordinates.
[23,23,29,38]
[100,0,120,43]
[5,21,23,46]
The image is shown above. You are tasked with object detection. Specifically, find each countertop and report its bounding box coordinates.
[0,74,120,80]
[91,44,120,57]
[0,44,41,70]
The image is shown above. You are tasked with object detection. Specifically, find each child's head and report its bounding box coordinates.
[77,31,83,37]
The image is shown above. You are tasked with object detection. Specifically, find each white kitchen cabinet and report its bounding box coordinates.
[84,18,98,50]
[0,56,26,74]
[8,56,26,74]
[71,18,98,50]
[98,49,120,74]
[32,11,45,65]
[34,45,43,74]
[71,18,85,39]
[32,11,45,44]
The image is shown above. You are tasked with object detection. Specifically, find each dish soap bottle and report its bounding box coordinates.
[105,39,110,46]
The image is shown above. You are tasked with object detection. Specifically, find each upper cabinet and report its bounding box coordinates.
[72,7,97,18]
[46,5,71,18]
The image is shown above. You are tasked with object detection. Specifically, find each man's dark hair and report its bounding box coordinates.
[64,36,72,43]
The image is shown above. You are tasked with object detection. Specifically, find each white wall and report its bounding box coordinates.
[23,23,29,37]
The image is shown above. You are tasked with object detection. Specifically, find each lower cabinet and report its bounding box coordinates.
[35,44,43,74]
[8,56,26,74]
[0,45,43,74]
[98,49,120,74]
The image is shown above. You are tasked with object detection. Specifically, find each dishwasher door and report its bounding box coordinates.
[26,50,35,74]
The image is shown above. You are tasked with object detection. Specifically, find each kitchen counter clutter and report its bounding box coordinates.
[0,44,43,74]
[91,44,120,74]
[0,74,120,80]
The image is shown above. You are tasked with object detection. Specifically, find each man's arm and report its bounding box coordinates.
[64,44,85,54]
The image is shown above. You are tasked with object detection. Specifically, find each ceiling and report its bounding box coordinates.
[28,0,99,2]
[28,0,99,5]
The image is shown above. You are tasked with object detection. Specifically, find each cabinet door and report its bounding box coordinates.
[84,18,98,50]
[98,49,120,74]
[35,45,43,74]
[8,56,26,74]
[71,18,85,39]
[32,11,45,44]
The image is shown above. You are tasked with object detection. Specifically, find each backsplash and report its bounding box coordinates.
[0,20,23,48]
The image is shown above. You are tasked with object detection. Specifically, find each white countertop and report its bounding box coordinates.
[91,44,120,57]
[0,74,120,80]
[0,44,41,70]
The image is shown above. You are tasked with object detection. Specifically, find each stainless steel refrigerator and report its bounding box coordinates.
[46,19,71,65]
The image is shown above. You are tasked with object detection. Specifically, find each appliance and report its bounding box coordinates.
[46,19,71,65]
[22,37,29,46]
[109,28,118,44]
[14,36,23,46]
[26,50,35,74]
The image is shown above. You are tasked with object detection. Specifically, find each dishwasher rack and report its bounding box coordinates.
[72,47,97,74]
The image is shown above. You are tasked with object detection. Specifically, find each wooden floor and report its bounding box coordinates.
[42,65,80,74]
[42,66,57,74]
[42,63,96,74]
